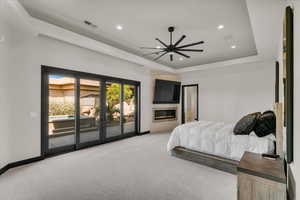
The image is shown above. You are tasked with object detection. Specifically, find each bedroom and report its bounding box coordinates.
[0,0,298,200]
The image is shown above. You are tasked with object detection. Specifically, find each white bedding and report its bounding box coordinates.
[167,121,275,161]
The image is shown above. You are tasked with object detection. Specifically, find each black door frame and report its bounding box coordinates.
[181,84,199,124]
[41,65,141,157]
[285,6,294,163]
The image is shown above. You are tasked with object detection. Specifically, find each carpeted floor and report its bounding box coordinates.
[0,132,236,200]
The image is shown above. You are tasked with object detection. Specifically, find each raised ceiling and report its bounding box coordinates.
[19,0,257,69]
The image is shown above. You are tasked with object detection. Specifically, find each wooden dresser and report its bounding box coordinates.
[237,152,286,200]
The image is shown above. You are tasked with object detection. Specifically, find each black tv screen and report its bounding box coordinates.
[153,79,181,104]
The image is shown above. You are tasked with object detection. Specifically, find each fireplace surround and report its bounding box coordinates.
[153,107,177,122]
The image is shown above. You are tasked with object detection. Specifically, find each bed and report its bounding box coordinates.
[167,103,283,174]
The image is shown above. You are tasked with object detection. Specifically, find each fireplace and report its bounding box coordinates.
[153,107,177,122]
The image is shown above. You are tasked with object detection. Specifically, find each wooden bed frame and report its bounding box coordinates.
[172,146,239,174]
[171,103,284,174]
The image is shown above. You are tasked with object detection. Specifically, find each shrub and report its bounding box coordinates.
[49,102,75,116]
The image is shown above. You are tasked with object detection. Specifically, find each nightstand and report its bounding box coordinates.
[237,152,286,200]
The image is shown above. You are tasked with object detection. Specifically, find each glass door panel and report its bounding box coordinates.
[106,82,122,138]
[123,84,136,134]
[79,79,101,144]
[48,75,76,149]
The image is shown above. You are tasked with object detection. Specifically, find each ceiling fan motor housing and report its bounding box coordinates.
[168,26,175,32]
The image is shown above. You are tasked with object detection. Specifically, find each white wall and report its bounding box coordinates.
[0,14,11,169]
[180,61,275,123]
[0,2,152,165]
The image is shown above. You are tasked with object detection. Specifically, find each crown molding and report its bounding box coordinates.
[176,55,263,73]
[5,0,39,36]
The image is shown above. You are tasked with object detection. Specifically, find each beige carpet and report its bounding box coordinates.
[0,132,236,200]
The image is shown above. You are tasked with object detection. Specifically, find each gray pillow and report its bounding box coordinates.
[234,112,261,135]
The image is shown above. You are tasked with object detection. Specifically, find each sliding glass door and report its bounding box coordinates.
[42,66,140,156]
[48,75,76,149]
[123,84,137,134]
[104,82,137,140]
[79,79,101,145]
[105,82,122,138]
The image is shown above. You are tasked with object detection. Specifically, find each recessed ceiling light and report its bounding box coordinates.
[116,25,123,30]
[156,46,161,49]
[217,25,224,30]
[231,45,236,49]
[179,57,184,61]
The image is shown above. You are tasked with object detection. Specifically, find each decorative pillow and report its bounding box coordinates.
[254,111,276,137]
[233,112,261,135]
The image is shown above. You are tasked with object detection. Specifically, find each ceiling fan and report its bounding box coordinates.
[141,26,204,61]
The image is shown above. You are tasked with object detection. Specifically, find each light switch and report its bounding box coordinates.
[30,112,38,118]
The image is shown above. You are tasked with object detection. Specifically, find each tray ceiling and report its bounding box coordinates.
[19,0,257,69]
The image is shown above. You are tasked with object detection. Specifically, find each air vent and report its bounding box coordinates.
[84,20,97,28]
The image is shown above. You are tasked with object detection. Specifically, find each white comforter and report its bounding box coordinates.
[167,121,275,161]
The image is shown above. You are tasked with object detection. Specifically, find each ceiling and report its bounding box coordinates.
[19,0,258,69]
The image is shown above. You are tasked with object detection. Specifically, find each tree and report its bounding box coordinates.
[106,84,134,120]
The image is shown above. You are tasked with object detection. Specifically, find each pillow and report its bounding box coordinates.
[253,110,276,137]
[249,131,276,141]
[233,112,261,135]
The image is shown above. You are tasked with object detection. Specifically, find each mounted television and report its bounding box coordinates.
[153,79,181,104]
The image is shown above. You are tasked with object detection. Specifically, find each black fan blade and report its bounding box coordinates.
[140,47,163,50]
[170,54,173,61]
[174,50,190,58]
[174,35,186,47]
[143,50,165,56]
[154,51,168,61]
[155,38,169,47]
[177,41,204,49]
[176,49,204,52]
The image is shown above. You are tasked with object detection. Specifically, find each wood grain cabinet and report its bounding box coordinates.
[237,152,286,200]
